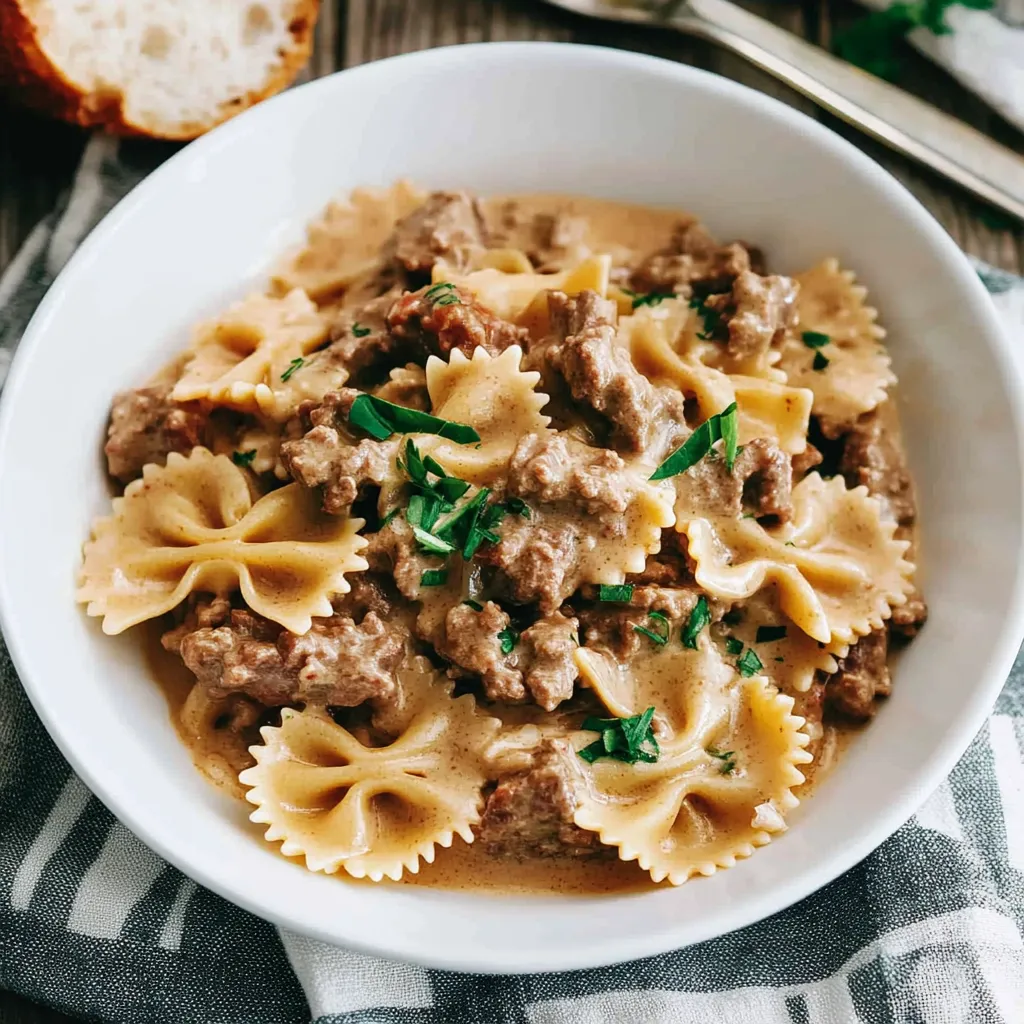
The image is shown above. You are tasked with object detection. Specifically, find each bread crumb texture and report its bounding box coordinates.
[0,0,320,139]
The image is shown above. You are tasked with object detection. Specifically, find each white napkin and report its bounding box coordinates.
[858,0,1024,131]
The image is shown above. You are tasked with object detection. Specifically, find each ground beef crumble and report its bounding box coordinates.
[826,629,891,720]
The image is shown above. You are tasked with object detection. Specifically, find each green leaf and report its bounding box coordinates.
[650,403,737,481]
[578,707,660,765]
[505,497,531,519]
[725,636,744,656]
[420,568,448,587]
[813,351,830,372]
[801,330,830,349]
[633,610,669,647]
[598,584,634,603]
[231,449,257,468]
[280,357,305,382]
[681,596,710,650]
[463,599,483,612]
[379,507,400,529]
[435,487,489,543]
[352,322,371,338]
[497,626,519,656]
[412,526,454,555]
[756,625,787,643]
[720,403,739,472]
[347,394,480,444]
[737,648,764,677]
[688,295,723,341]
[630,291,673,308]
[707,746,737,774]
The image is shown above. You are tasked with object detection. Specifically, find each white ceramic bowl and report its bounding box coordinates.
[1,42,1022,974]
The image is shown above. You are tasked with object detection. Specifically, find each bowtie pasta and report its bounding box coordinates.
[81,185,925,894]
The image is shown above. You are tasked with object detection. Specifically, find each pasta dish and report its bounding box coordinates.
[77,184,925,891]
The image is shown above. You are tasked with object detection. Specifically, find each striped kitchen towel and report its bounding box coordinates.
[1,134,1024,1024]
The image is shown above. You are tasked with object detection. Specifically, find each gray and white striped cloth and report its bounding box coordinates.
[2,135,1024,1024]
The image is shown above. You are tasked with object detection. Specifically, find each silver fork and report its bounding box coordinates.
[546,0,1024,221]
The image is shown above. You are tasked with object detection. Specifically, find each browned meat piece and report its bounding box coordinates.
[322,291,407,377]
[839,403,917,525]
[826,629,891,719]
[518,611,580,711]
[105,384,207,483]
[508,432,630,515]
[280,389,399,515]
[479,517,584,613]
[387,284,527,357]
[175,607,406,708]
[631,220,757,297]
[477,740,606,858]
[628,530,697,588]
[577,585,704,661]
[890,585,928,640]
[791,443,824,479]
[161,594,232,653]
[487,201,589,269]
[385,191,486,275]
[441,601,524,702]
[548,290,686,453]
[704,271,798,362]
[678,437,793,521]
[363,517,443,602]
[329,571,398,621]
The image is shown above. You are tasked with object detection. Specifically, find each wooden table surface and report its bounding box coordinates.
[1,0,1022,1020]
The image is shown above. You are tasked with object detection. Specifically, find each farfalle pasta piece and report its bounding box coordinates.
[240,658,500,880]
[77,448,368,635]
[433,254,612,321]
[272,180,428,301]
[683,473,913,646]
[624,298,812,455]
[419,345,552,483]
[779,259,896,438]
[573,643,811,884]
[725,593,839,695]
[172,290,333,419]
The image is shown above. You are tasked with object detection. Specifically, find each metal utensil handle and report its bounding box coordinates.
[681,0,1024,220]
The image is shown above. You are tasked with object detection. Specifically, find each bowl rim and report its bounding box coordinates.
[2,40,1024,974]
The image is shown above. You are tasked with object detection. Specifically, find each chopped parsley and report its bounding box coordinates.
[504,496,531,519]
[351,322,371,338]
[813,351,830,372]
[411,525,454,555]
[348,394,480,444]
[650,402,738,480]
[633,610,669,647]
[425,281,461,307]
[725,636,744,656]
[801,330,830,349]
[578,707,660,765]
[737,648,764,677]
[280,357,305,382]
[707,747,737,774]
[598,584,634,603]
[689,295,724,341]
[626,289,673,309]
[463,599,483,612]
[756,625,788,643]
[498,626,519,656]
[379,507,400,529]
[681,596,710,650]
[231,449,257,468]
[420,568,448,587]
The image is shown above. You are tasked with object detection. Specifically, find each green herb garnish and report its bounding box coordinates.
[650,402,738,481]
[756,625,788,643]
[578,707,660,765]
[801,330,830,349]
[379,507,400,529]
[280,357,305,382]
[420,568,448,587]
[231,449,257,468]
[633,610,669,647]
[835,0,993,83]
[627,290,673,309]
[352,322,371,338]
[497,626,519,656]
[681,596,710,650]
[412,525,454,555]
[812,351,830,372]
[737,648,764,677]
[504,497,531,519]
[598,584,634,603]
[463,599,483,612]
[688,295,724,341]
[425,281,461,307]
[707,747,737,775]
[348,394,480,444]
[725,636,744,656]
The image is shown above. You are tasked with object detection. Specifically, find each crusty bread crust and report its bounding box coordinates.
[0,0,320,140]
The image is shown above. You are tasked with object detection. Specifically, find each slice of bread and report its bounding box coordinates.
[0,0,320,140]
